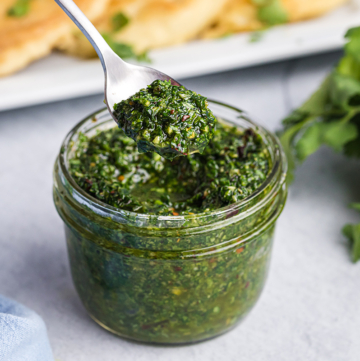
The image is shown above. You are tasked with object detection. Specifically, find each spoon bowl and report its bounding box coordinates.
[55,0,182,123]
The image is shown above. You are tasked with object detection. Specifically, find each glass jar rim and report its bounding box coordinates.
[58,100,287,229]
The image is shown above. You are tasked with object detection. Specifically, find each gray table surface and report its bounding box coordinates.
[1,52,360,361]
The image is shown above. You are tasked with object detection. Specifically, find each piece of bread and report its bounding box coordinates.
[57,0,232,58]
[200,0,262,39]
[200,0,349,39]
[0,0,110,77]
[283,0,349,21]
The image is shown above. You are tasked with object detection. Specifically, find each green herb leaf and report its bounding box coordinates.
[292,120,357,160]
[112,12,129,32]
[136,51,151,63]
[102,33,150,62]
[329,72,360,109]
[278,26,360,262]
[249,31,264,43]
[7,0,31,17]
[322,121,358,151]
[350,203,360,211]
[344,27,360,63]
[282,76,331,127]
[251,0,272,5]
[337,55,360,80]
[257,0,288,26]
[342,223,360,262]
[294,122,324,160]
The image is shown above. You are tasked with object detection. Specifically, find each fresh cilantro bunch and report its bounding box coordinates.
[279,27,360,262]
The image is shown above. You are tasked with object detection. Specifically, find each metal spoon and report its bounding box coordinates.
[54,0,181,123]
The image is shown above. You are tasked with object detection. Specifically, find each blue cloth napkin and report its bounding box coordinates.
[0,295,54,361]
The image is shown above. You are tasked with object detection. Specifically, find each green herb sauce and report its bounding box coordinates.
[54,108,287,344]
[113,80,217,160]
[64,223,276,343]
[69,121,270,215]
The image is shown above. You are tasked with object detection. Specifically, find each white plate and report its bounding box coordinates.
[1,2,359,111]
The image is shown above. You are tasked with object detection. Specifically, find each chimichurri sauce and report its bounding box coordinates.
[54,106,287,344]
[69,121,270,215]
[113,80,217,160]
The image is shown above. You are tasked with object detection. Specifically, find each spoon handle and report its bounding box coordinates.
[54,0,122,71]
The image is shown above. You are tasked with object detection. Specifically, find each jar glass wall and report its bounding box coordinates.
[53,101,287,344]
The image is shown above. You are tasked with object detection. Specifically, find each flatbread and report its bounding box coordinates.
[283,0,349,21]
[200,0,262,39]
[57,0,232,58]
[0,0,109,77]
[200,0,349,39]
[0,0,349,77]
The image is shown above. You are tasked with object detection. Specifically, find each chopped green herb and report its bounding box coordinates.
[136,51,151,63]
[343,203,360,262]
[220,32,233,39]
[112,12,130,32]
[278,26,360,262]
[7,0,31,17]
[69,122,270,215]
[257,0,288,25]
[102,33,150,62]
[249,31,265,43]
[113,80,217,160]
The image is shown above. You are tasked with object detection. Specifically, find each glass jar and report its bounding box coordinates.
[53,100,287,344]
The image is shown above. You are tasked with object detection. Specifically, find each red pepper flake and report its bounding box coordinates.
[182,115,190,122]
[141,320,168,330]
[245,281,250,288]
[245,128,255,137]
[172,212,179,216]
[226,210,239,219]
[174,266,182,272]
[236,247,244,254]
[237,145,246,158]
[170,109,175,114]
[85,179,92,185]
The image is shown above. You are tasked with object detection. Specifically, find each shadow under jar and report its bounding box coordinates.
[53,100,287,344]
